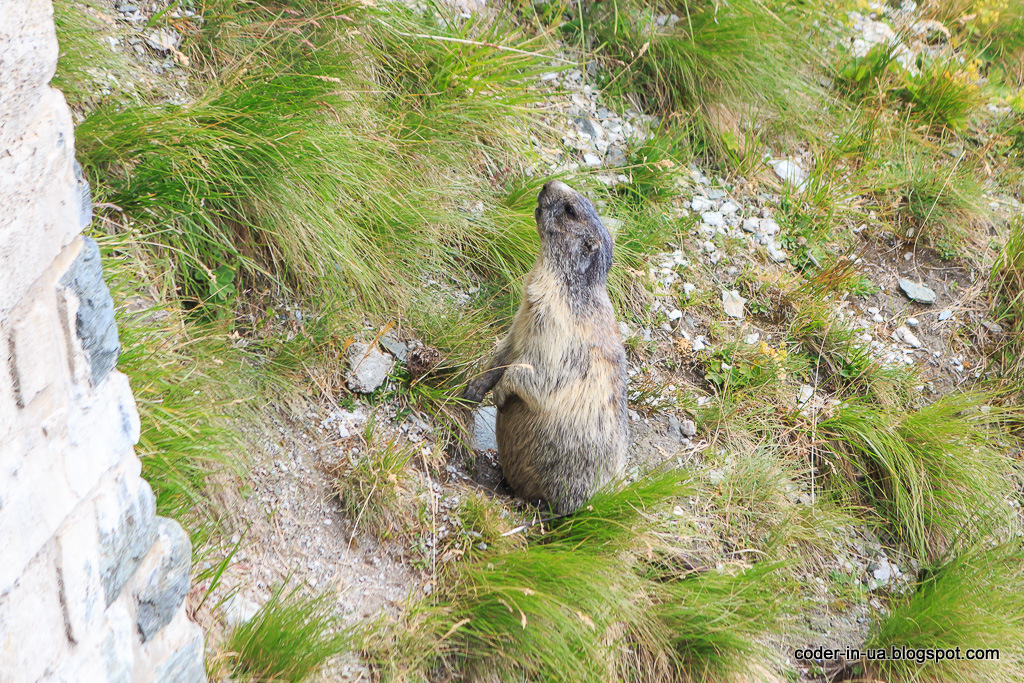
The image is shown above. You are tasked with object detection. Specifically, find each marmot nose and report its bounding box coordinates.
[540,180,573,203]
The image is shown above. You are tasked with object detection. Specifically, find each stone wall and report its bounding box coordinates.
[0,1,205,680]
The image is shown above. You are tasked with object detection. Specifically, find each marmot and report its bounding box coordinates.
[464,180,628,514]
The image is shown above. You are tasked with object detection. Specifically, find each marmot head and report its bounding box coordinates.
[534,180,614,289]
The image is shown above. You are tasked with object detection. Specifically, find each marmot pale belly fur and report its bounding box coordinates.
[464,180,628,514]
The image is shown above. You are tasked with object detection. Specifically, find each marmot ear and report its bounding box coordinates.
[584,241,600,254]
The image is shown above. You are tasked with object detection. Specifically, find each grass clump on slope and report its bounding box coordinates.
[226,583,352,682]
[367,470,795,682]
[819,391,1016,561]
[584,0,808,161]
[867,542,1024,683]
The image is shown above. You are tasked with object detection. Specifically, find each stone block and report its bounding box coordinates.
[139,608,207,683]
[153,619,206,683]
[0,542,72,681]
[0,436,77,595]
[0,0,59,148]
[94,470,156,606]
[135,517,192,643]
[0,332,15,443]
[56,502,105,644]
[63,373,141,500]
[8,280,67,408]
[0,88,78,314]
[100,600,136,683]
[59,236,120,387]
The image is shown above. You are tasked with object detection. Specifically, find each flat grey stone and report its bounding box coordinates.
[701,211,725,228]
[895,325,922,348]
[705,188,727,200]
[379,335,408,362]
[898,278,937,304]
[722,289,746,319]
[771,159,808,189]
[472,406,497,452]
[574,116,599,138]
[668,415,697,440]
[222,593,262,628]
[605,145,627,168]
[691,196,714,213]
[346,342,394,393]
[766,242,787,263]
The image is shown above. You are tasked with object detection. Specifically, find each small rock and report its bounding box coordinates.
[605,146,627,168]
[722,290,746,319]
[745,332,760,345]
[741,217,760,233]
[692,337,706,352]
[379,335,409,362]
[938,309,953,321]
[719,201,739,215]
[574,117,599,139]
[691,196,714,212]
[872,558,893,583]
[766,242,787,263]
[668,415,698,441]
[145,27,181,53]
[871,313,884,324]
[760,218,780,235]
[346,342,395,393]
[895,325,922,348]
[583,152,602,166]
[702,241,717,253]
[705,188,727,200]
[667,309,683,321]
[223,593,262,628]
[899,278,937,304]
[618,321,631,338]
[472,406,498,451]
[701,211,726,227]
[682,282,696,298]
[982,320,1005,334]
[771,159,808,188]
[906,317,919,327]
[797,384,814,406]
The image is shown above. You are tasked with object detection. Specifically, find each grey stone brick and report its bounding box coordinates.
[136,517,192,643]
[59,236,120,387]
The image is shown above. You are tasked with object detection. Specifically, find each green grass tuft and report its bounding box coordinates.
[586,0,807,161]
[819,392,1015,560]
[868,542,1024,683]
[227,583,352,682]
[991,216,1024,384]
[325,432,416,540]
[895,55,984,131]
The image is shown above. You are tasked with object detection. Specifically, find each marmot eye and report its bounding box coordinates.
[564,203,577,219]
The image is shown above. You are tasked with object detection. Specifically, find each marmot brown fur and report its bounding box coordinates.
[463,180,628,514]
